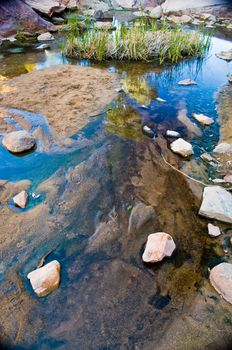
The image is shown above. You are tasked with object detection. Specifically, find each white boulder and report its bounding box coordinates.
[13,191,29,208]
[142,232,176,263]
[150,6,163,19]
[170,138,194,157]
[210,263,232,304]
[199,186,232,224]
[27,260,61,297]
[192,113,214,126]
[208,223,221,237]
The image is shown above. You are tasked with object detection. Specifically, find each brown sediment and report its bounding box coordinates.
[0,65,119,137]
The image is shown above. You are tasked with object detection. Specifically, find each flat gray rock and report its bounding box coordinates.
[2,130,36,153]
[210,263,232,304]
[199,186,232,223]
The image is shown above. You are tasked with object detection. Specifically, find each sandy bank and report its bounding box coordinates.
[0,65,119,137]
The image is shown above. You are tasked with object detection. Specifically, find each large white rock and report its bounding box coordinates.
[27,260,61,297]
[199,186,232,223]
[13,191,28,208]
[2,130,36,153]
[24,0,77,16]
[142,232,176,263]
[170,138,194,157]
[192,113,214,126]
[210,263,232,304]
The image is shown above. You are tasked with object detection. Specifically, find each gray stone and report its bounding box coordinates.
[216,49,232,61]
[142,232,176,263]
[199,186,232,223]
[2,131,36,153]
[210,263,232,304]
[150,6,163,19]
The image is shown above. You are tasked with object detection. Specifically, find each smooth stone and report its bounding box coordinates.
[128,202,155,234]
[2,131,36,153]
[166,130,180,138]
[37,32,54,41]
[142,125,155,138]
[27,260,61,297]
[36,43,50,50]
[199,186,232,224]
[149,6,163,19]
[13,190,28,208]
[192,113,214,126]
[156,97,166,103]
[216,49,232,61]
[208,223,221,237]
[178,79,197,86]
[142,232,176,263]
[228,75,232,83]
[210,263,232,304]
[213,142,232,154]
[170,138,194,157]
[200,153,215,162]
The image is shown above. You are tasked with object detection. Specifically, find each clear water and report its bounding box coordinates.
[0,32,232,350]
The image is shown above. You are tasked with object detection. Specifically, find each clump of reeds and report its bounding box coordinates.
[63,18,211,63]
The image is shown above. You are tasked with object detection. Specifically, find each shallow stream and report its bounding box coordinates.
[0,29,232,350]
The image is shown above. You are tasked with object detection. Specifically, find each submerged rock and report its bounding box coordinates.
[2,130,36,153]
[27,260,61,297]
[178,79,197,86]
[37,32,54,41]
[166,130,180,138]
[142,125,155,138]
[210,263,232,304]
[142,232,176,263]
[128,202,155,235]
[200,153,216,163]
[170,138,194,157]
[216,49,232,61]
[208,223,221,237]
[213,142,232,154]
[192,113,214,126]
[199,186,232,224]
[36,43,50,50]
[13,190,28,208]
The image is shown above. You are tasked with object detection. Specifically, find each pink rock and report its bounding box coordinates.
[27,260,61,297]
[13,190,28,208]
[142,232,176,263]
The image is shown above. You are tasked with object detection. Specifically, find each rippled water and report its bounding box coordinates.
[0,31,232,350]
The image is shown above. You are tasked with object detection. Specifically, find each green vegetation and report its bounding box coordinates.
[63,18,211,63]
